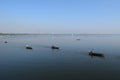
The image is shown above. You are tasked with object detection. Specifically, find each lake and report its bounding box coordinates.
[0,34,120,80]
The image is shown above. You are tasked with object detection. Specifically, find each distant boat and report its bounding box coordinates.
[26,45,32,50]
[51,45,59,49]
[89,51,104,57]
[4,41,8,43]
[76,39,80,40]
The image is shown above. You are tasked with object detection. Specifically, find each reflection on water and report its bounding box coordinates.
[0,34,120,80]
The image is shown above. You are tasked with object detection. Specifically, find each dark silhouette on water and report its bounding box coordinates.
[89,50,104,57]
[76,39,80,40]
[4,41,8,43]
[26,45,33,50]
[51,45,59,49]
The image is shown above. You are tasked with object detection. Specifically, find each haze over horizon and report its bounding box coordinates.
[0,0,120,34]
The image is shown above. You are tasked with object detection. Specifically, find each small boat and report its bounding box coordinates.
[26,45,32,50]
[89,51,104,57]
[51,45,59,49]
[4,41,8,43]
[76,39,80,40]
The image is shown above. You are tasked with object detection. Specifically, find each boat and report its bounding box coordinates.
[51,45,59,49]
[26,45,32,49]
[4,41,8,43]
[89,51,104,57]
[76,39,80,40]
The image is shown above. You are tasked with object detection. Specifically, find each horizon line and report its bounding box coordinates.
[0,33,120,35]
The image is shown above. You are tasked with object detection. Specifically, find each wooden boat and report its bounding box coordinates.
[89,51,104,57]
[26,45,32,49]
[51,45,59,49]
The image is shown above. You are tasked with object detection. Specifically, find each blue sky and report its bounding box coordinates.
[0,0,120,34]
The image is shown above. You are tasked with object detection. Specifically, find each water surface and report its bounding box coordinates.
[0,34,120,80]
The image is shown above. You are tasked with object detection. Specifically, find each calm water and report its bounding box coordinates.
[0,34,120,80]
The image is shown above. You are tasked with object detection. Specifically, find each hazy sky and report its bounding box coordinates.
[0,0,120,34]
